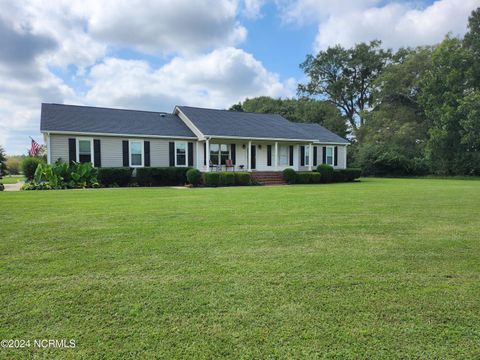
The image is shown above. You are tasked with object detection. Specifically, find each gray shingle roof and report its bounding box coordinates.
[295,123,349,144]
[40,103,196,138]
[177,106,349,143]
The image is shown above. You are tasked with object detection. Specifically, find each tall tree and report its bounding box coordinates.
[231,96,348,137]
[298,40,391,132]
[0,146,6,179]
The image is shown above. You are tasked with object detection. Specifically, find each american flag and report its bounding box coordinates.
[28,138,41,157]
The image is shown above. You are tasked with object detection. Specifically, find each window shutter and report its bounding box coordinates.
[334,146,338,166]
[169,142,175,166]
[300,146,305,166]
[122,140,129,167]
[144,141,151,167]
[94,139,101,168]
[289,146,294,166]
[322,146,327,164]
[313,146,317,167]
[68,138,76,163]
[203,143,206,165]
[188,142,194,166]
[267,145,272,166]
[231,144,236,164]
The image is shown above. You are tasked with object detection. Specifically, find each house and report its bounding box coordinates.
[40,103,349,172]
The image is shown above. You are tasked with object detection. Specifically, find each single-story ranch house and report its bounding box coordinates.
[40,103,349,173]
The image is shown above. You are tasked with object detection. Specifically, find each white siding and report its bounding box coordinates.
[48,134,197,168]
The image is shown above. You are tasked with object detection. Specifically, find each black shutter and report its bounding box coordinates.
[334,146,338,166]
[313,146,317,167]
[94,139,101,168]
[122,140,129,167]
[203,143,206,165]
[300,146,305,166]
[322,146,327,164]
[144,141,150,167]
[289,146,294,166]
[68,138,76,163]
[267,145,272,166]
[231,144,236,164]
[169,142,175,166]
[188,142,194,166]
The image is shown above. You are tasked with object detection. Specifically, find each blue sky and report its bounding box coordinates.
[0,0,478,154]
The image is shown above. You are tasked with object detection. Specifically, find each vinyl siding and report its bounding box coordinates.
[48,134,196,168]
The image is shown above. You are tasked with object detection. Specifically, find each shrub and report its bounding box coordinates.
[316,164,334,183]
[220,172,235,186]
[283,168,297,184]
[98,167,132,187]
[186,168,202,186]
[0,184,4,191]
[204,172,221,187]
[136,167,191,186]
[6,157,21,175]
[295,172,322,184]
[23,162,98,190]
[234,172,251,186]
[22,157,44,180]
[332,168,361,182]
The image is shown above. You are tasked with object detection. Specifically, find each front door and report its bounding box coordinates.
[251,145,256,170]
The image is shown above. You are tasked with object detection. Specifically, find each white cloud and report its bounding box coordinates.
[86,0,246,54]
[315,0,480,51]
[85,48,295,110]
[243,0,267,19]
[277,0,480,50]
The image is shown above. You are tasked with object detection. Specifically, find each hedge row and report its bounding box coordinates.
[204,172,251,187]
[282,166,361,184]
[97,167,191,187]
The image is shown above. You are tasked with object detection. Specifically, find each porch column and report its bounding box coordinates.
[308,143,313,171]
[274,142,278,171]
[343,146,347,169]
[247,140,252,171]
[205,139,210,172]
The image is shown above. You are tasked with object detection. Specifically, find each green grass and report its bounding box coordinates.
[1,178,479,359]
[1,175,25,184]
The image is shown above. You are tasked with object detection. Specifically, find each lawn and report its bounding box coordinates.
[1,175,25,184]
[0,178,479,359]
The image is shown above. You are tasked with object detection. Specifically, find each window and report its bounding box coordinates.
[77,138,93,164]
[278,145,288,166]
[220,144,229,165]
[209,143,230,165]
[130,140,143,167]
[325,147,333,165]
[304,146,310,166]
[175,142,187,166]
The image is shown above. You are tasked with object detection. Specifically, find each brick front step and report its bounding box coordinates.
[251,171,286,185]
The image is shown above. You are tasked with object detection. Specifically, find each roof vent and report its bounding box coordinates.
[160,114,166,117]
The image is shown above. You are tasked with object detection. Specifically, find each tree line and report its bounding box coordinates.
[231,8,480,176]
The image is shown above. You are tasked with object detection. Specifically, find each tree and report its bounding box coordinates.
[6,156,22,175]
[355,47,433,175]
[299,40,391,132]
[0,146,6,179]
[231,96,348,137]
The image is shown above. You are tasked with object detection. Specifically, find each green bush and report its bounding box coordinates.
[316,164,334,183]
[220,172,235,186]
[282,168,297,184]
[23,162,98,190]
[98,167,132,187]
[136,167,191,186]
[333,168,362,182]
[204,172,221,187]
[204,172,251,187]
[234,172,251,186]
[296,172,322,184]
[22,157,44,180]
[186,168,202,186]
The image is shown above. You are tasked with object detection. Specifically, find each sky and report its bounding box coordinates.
[1,0,479,154]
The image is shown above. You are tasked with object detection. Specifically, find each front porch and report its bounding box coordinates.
[196,139,319,173]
